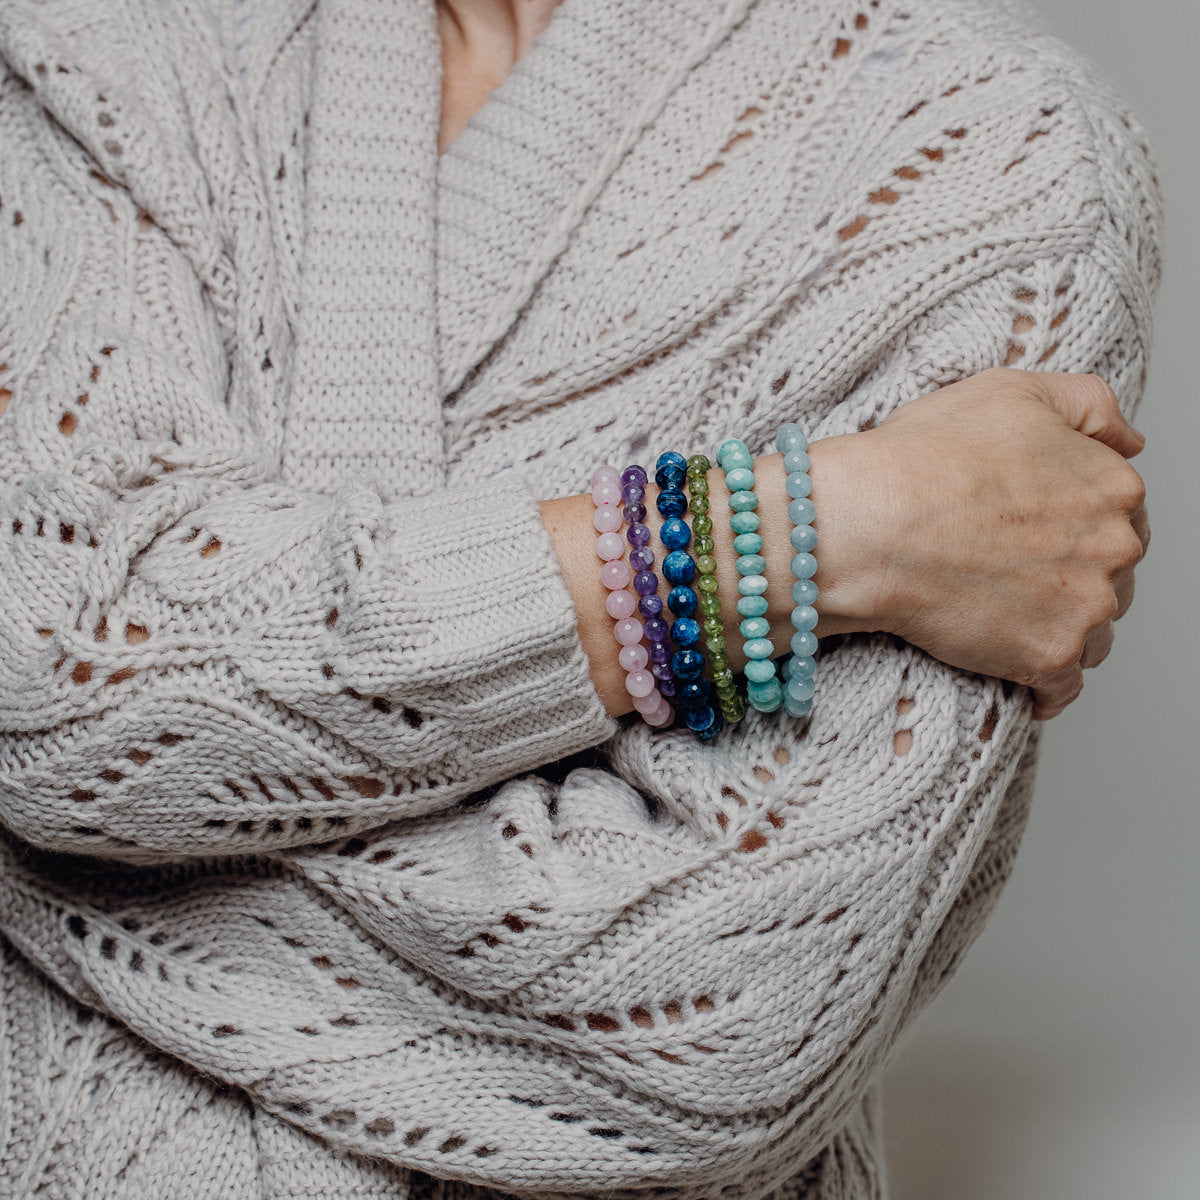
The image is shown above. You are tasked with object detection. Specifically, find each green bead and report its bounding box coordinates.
[689,496,710,516]
[696,574,719,594]
[724,697,747,722]
[744,658,778,684]
[688,477,709,496]
[733,532,763,556]
[730,511,760,535]
[736,594,768,617]
[692,515,713,535]
[735,553,766,577]
[695,554,717,575]
[699,594,721,616]
[743,637,775,660]
[728,490,758,513]
[693,534,715,556]
[716,678,740,699]
[706,633,727,656]
[739,616,771,640]
[708,654,730,674]
[723,467,755,492]
[686,454,711,474]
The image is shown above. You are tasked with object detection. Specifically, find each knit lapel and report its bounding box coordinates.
[435,0,761,403]
[281,0,444,496]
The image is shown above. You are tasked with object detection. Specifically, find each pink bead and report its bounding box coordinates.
[605,588,636,620]
[595,531,625,561]
[633,691,663,714]
[592,505,622,533]
[619,643,649,672]
[591,465,621,489]
[600,559,632,590]
[624,669,656,698]
[645,702,674,727]
[591,479,621,507]
[613,617,644,646]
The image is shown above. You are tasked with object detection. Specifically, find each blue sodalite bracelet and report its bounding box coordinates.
[776,422,818,718]
[655,451,722,741]
[715,437,783,714]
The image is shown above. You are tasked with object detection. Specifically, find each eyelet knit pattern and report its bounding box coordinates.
[0,0,1161,1196]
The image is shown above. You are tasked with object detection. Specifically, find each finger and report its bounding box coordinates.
[1114,567,1135,620]
[1131,502,1151,553]
[1081,620,1115,669]
[1030,371,1146,459]
[1031,663,1084,721]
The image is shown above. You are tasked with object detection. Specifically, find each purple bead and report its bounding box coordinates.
[621,483,646,505]
[627,523,651,548]
[633,570,659,595]
[656,676,678,700]
[648,640,671,663]
[638,594,663,617]
[629,546,654,571]
[644,616,669,642]
[621,465,648,488]
[622,502,647,524]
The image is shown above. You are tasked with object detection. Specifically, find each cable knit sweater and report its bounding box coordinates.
[0,0,1162,1196]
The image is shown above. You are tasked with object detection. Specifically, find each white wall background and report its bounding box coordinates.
[883,2,1200,1197]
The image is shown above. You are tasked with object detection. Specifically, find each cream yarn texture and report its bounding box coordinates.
[0,0,1161,1196]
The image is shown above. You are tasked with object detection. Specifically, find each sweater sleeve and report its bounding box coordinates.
[0,53,617,862]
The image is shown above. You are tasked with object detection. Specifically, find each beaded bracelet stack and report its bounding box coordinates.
[591,422,818,740]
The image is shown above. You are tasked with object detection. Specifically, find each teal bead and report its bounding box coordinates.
[790,524,818,553]
[744,658,778,684]
[775,423,808,453]
[791,552,817,579]
[791,604,819,632]
[784,695,813,718]
[791,630,818,657]
[733,532,763,555]
[784,653,816,681]
[715,438,751,469]
[735,553,766,577]
[736,594,768,618]
[743,637,775,660]
[785,473,812,499]
[747,677,784,712]
[785,676,816,704]
[728,490,759,513]
[737,574,769,597]
[739,616,771,640]
[783,449,811,474]
[730,511,760,535]
[788,497,816,525]
[723,466,755,492]
[792,578,818,606]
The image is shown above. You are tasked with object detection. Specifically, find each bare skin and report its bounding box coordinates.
[437,9,1150,722]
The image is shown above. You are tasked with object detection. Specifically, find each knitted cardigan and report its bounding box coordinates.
[0,0,1162,1196]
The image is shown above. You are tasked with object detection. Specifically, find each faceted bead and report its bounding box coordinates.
[775,423,807,453]
[648,640,671,663]
[620,464,648,488]
[686,454,711,475]
[790,630,818,657]
[696,574,719,594]
[655,465,687,489]
[622,501,647,524]
[715,438,750,468]
[595,531,625,561]
[747,678,784,712]
[685,704,718,733]
[783,449,811,475]
[622,483,646,505]
[699,594,722,616]
[737,574,768,597]
[659,517,691,550]
[733,532,763,556]
[692,514,713,535]
[605,589,636,620]
[791,604,819,632]
[787,497,816,526]
[693,534,715,557]
[744,658,777,684]
[657,676,678,700]
[679,679,711,705]
[593,505,622,533]
[592,479,621,507]
[625,669,657,698]
[723,467,755,494]
[662,551,696,585]
[790,552,817,580]
[601,559,632,590]
[792,578,819,606]
[619,643,649,672]
[789,524,818,553]
[633,689,664,714]
[627,522,651,548]
[633,570,659,595]
[656,489,687,518]
[735,553,766,577]
[689,496,710,516]
[695,554,717,576]
[736,594,769,618]
[785,675,816,704]
[739,616,770,640]
[643,616,669,642]
[671,617,702,648]
[705,632,727,656]
[688,476,709,496]
[667,586,698,616]
[656,450,687,473]
[728,490,759,513]
[744,637,774,660]
[671,649,705,680]
[784,696,813,719]
[613,617,644,646]
[784,653,816,680]
[785,473,812,499]
[591,465,621,489]
[638,593,664,617]
[730,511,760,534]
[708,651,729,673]
[629,546,654,571]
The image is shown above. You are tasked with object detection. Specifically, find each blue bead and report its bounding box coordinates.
[790,524,818,553]
[739,616,771,640]
[775,423,807,453]
[659,517,691,550]
[784,696,813,719]
[685,704,718,732]
[679,678,711,705]
[791,630,818,657]
[743,637,775,660]
[737,574,768,597]
[787,497,816,526]
[735,553,767,577]
[747,678,784,712]
[663,550,696,585]
[728,490,759,513]
[792,578,818,606]
[723,466,756,492]
[694,709,724,741]
[785,473,812,499]
[790,552,817,580]
[657,489,687,518]
[671,649,706,680]
[744,658,778,684]
[730,511,760,535]
[656,468,687,492]
[732,532,764,556]
[736,594,769,618]
[667,585,698,616]
[671,617,702,648]
[784,654,816,681]
[783,449,811,474]
[791,604,819,632]
[785,676,816,704]
[656,450,687,472]
[715,438,751,468]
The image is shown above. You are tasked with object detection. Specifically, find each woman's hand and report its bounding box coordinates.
[809,368,1149,719]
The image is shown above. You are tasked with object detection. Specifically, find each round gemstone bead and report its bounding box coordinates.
[633,690,664,714]
[592,479,621,507]
[656,450,687,473]
[679,679,711,705]
[601,559,632,590]
[656,489,687,518]
[692,514,713,535]
[733,532,763,556]
[791,604,818,632]
[747,678,784,712]
[633,570,659,595]
[671,649,705,680]
[613,617,644,646]
[736,594,769,618]
[625,669,657,699]
[648,640,671,663]
[775,423,807,453]
[783,654,816,680]
[685,704,718,732]
[656,675,678,700]
[739,616,770,640]
[743,637,774,660]
[737,574,768,597]
[593,505,622,533]
[723,467,755,493]
[788,497,816,527]
[694,553,717,576]
[659,517,691,550]
[689,496,710,516]
[643,616,669,642]
[671,617,702,648]
[785,696,813,718]
[655,464,687,489]
[605,589,636,620]
[638,593,663,617]
[622,501,647,524]
[595,531,625,560]
[783,449,811,475]
[627,522,651,548]
[686,454,711,475]
[730,511,760,535]
[715,438,750,467]
[662,551,695,585]
[667,586,698,616]
[629,546,654,571]
[693,534,715,556]
[699,593,722,616]
[785,675,816,704]
[790,630,818,658]
[785,473,813,499]
[591,465,621,489]
[744,658,777,684]
[705,631,727,655]
[622,483,646,505]
[728,490,759,513]
[735,553,766,577]
[619,643,649,672]
[620,464,648,488]
[790,552,818,580]
[696,574,719,594]
[789,524,818,553]
[792,578,819,606]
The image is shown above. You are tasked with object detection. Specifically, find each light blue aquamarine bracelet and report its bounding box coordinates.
[776,422,819,718]
[714,437,784,713]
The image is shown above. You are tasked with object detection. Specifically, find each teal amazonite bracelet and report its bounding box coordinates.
[776,422,819,718]
[714,437,783,713]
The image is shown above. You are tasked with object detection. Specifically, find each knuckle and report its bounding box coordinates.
[1112,525,1146,571]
